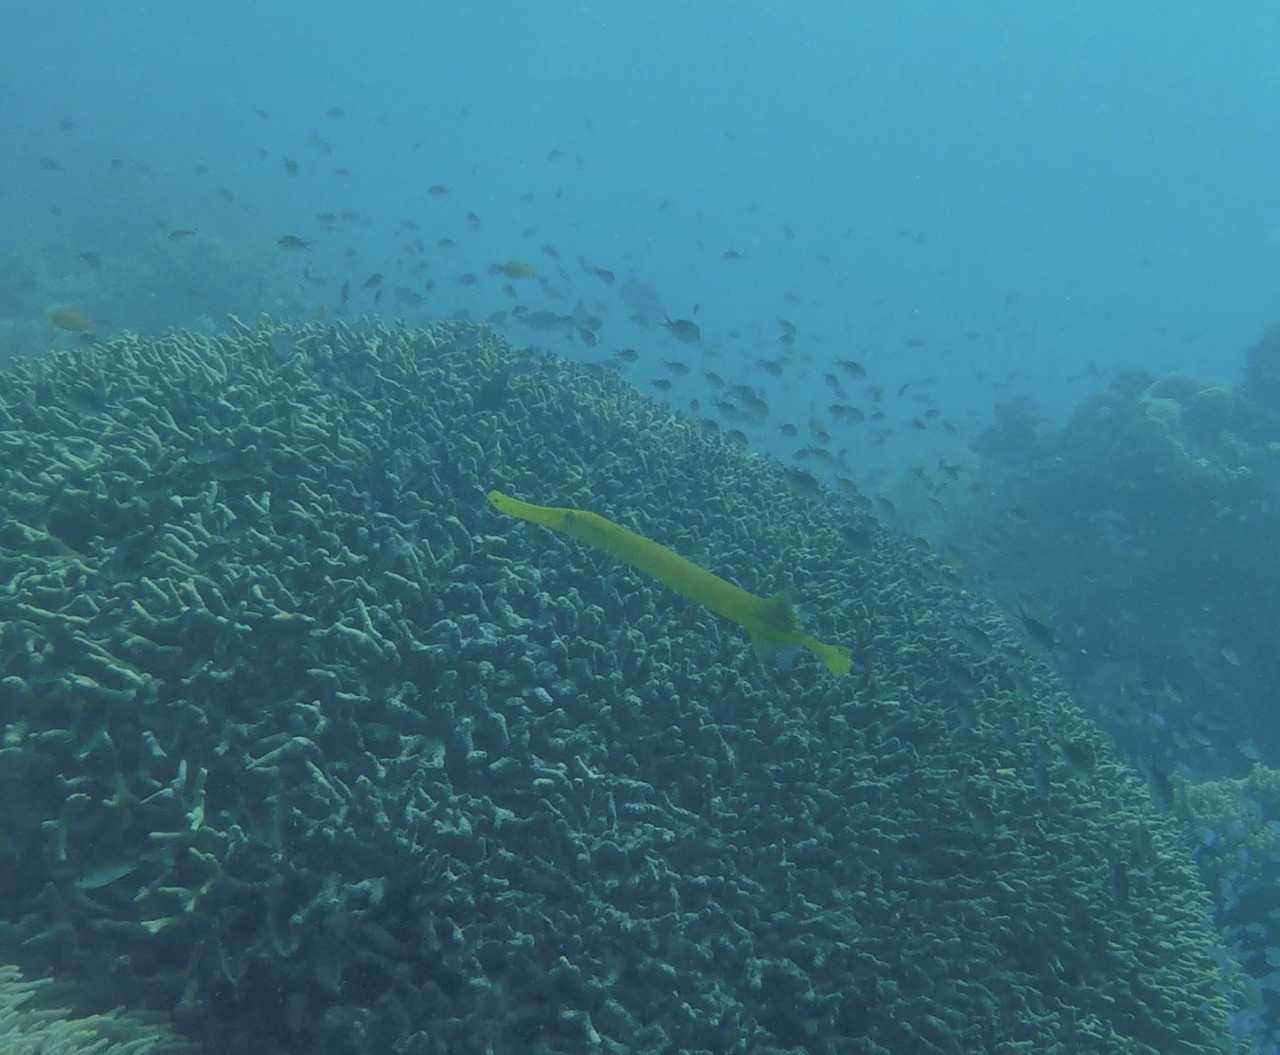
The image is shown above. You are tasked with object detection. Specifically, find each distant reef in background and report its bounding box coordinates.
[955,321,1280,786]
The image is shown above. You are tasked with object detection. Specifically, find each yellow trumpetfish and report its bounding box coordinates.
[487,490,851,676]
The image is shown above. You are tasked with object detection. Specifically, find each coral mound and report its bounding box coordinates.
[0,319,1232,1053]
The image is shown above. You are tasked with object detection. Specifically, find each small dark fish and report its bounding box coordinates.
[437,238,456,249]
[394,287,424,306]
[662,359,690,376]
[167,228,196,241]
[78,251,102,269]
[427,184,451,196]
[651,379,673,392]
[466,212,482,229]
[836,358,867,379]
[663,316,701,344]
[594,266,615,284]
[340,279,350,304]
[455,273,478,286]
[514,308,574,331]
[36,157,64,171]
[326,107,346,118]
[722,250,744,261]
[75,861,138,891]
[363,272,384,290]
[782,467,823,499]
[1017,606,1057,651]
[577,326,598,347]
[277,234,312,251]
[732,385,769,417]
[283,157,299,176]
[613,348,639,364]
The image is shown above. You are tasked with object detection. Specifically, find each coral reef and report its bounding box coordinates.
[964,354,1280,785]
[0,318,1233,1053]
[1177,765,1280,1047]
[0,962,191,1054]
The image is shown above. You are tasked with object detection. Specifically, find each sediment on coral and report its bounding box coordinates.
[0,318,1234,1054]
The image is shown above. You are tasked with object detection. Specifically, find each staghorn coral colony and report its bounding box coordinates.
[0,319,1236,1053]
[0,961,192,1054]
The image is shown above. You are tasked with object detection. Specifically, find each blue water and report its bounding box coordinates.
[5,2,1278,483]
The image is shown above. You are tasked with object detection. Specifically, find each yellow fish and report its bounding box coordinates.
[489,260,536,280]
[46,307,96,333]
[488,490,851,676]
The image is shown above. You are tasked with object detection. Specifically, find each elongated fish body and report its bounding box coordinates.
[488,490,851,676]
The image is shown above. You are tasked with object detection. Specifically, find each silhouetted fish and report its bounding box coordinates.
[620,276,665,324]
[663,317,701,344]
